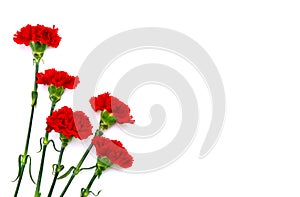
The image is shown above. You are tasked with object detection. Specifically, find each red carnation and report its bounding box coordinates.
[89,92,134,124]
[36,68,80,89]
[92,136,133,168]
[89,92,111,112]
[13,24,61,48]
[111,97,135,124]
[46,106,93,140]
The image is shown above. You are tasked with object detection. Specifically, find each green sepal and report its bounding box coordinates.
[96,157,112,175]
[60,134,71,147]
[30,42,47,62]
[100,110,116,130]
[48,85,64,103]
[31,91,38,106]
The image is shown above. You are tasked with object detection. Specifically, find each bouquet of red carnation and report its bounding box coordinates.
[12,24,135,197]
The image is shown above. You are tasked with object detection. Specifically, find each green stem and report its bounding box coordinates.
[34,102,56,197]
[60,126,104,197]
[14,60,40,197]
[14,163,25,197]
[81,173,99,197]
[24,105,35,156]
[48,145,66,197]
[33,60,39,94]
[60,143,94,197]
[34,144,47,197]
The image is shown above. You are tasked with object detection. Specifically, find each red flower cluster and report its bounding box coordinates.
[13,24,61,48]
[92,136,133,168]
[89,92,134,124]
[36,69,80,89]
[46,106,93,140]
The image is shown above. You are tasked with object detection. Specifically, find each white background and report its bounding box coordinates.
[1,0,300,196]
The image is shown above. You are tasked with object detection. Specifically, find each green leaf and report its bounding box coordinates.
[12,155,22,182]
[27,155,36,184]
[37,137,43,153]
[79,165,97,173]
[48,140,61,152]
[90,190,102,196]
[58,166,76,180]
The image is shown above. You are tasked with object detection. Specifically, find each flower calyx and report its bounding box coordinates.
[96,157,112,176]
[30,42,47,62]
[99,110,116,130]
[48,85,64,104]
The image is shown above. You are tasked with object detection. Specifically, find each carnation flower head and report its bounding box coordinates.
[36,68,80,89]
[46,106,93,140]
[89,92,134,124]
[89,92,111,112]
[13,24,61,48]
[92,136,133,168]
[111,97,135,124]
[14,24,61,61]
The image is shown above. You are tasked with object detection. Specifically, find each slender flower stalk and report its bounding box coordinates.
[81,172,101,197]
[80,156,112,197]
[59,143,94,197]
[34,102,56,197]
[48,138,67,197]
[14,59,40,197]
